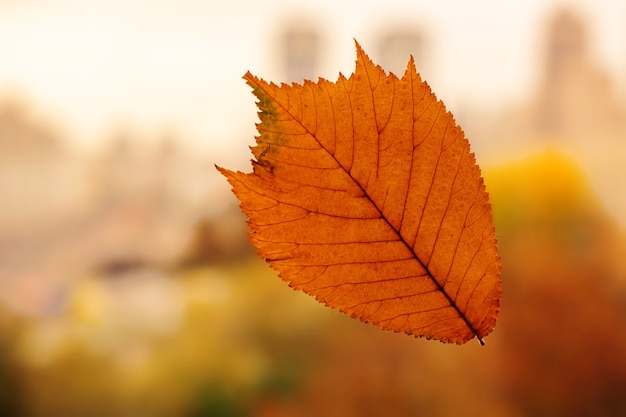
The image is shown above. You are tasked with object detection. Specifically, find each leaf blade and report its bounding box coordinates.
[218,41,502,344]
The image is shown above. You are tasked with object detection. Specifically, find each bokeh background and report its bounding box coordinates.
[1,0,626,416]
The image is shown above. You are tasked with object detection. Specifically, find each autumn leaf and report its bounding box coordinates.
[217,41,502,344]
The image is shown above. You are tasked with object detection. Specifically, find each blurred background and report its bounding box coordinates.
[1,0,626,416]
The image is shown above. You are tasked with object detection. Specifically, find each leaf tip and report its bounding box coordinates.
[242,70,257,86]
[353,39,376,70]
[215,164,236,182]
[407,54,417,73]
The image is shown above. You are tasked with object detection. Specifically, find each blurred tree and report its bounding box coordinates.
[0,314,21,416]
[486,150,626,417]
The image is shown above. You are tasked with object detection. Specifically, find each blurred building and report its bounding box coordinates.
[0,102,77,235]
[282,24,320,83]
[535,9,621,139]
[377,29,427,76]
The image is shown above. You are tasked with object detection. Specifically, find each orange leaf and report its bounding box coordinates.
[217,41,502,344]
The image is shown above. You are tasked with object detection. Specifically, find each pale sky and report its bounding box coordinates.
[0,0,624,159]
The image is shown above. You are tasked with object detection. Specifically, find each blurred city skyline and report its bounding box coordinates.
[2,1,626,226]
[0,0,624,157]
[0,0,625,313]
